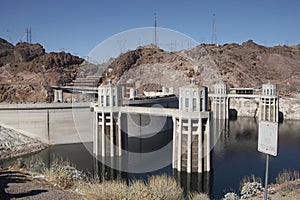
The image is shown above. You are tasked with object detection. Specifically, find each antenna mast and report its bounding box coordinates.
[211,14,217,45]
[26,28,32,43]
[153,13,158,48]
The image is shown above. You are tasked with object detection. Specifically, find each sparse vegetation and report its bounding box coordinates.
[240,174,262,190]
[188,193,210,200]
[7,158,210,200]
[275,169,300,184]
[42,159,85,189]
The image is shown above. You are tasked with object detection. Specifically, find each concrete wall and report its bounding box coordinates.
[0,103,93,144]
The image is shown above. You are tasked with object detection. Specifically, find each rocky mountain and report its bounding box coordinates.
[103,41,300,96]
[1,37,300,103]
[0,38,84,103]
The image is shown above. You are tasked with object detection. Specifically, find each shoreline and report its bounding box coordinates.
[0,125,47,161]
[1,163,299,200]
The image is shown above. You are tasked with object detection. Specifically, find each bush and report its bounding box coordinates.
[240,175,263,199]
[79,180,128,200]
[189,192,210,200]
[43,159,85,189]
[240,174,262,189]
[275,169,300,184]
[222,192,239,200]
[147,175,184,200]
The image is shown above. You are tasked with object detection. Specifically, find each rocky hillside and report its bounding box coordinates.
[1,37,300,103]
[102,41,300,96]
[0,125,46,160]
[0,38,84,103]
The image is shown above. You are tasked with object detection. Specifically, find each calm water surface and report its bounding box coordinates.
[1,117,300,199]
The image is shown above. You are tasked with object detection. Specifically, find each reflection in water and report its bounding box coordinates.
[174,170,213,196]
[1,118,300,199]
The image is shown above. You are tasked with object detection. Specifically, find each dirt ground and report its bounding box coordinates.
[0,169,83,200]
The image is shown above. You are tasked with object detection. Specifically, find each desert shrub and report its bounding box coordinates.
[79,180,128,200]
[240,174,262,190]
[240,174,263,199]
[188,192,210,200]
[43,159,84,189]
[276,169,300,184]
[147,175,184,200]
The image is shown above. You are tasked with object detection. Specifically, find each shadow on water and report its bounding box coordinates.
[174,170,214,197]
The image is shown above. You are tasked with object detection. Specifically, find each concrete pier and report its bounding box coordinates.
[94,84,123,157]
[92,81,213,173]
[259,83,279,122]
[210,84,229,119]
[173,83,212,173]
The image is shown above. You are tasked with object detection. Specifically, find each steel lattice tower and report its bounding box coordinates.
[211,14,217,45]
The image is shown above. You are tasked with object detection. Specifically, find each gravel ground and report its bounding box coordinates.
[0,169,83,200]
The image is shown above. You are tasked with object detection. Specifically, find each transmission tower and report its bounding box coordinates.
[211,14,217,45]
[153,13,158,48]
[118,38,127,53]
[26,28,32,43]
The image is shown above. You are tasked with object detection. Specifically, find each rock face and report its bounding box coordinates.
[229,98,260,118]
[0,38,84,103]
[0,38,14,66]
[101,40,300,96]
[1,37,300,106]
[0,125,47,160]
[13,42,45,62]
[279,98,300,120]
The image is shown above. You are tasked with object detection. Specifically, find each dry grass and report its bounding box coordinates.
[188,193,210,200]
[77,179,129,200]
[42,159,84,189]
[78,175,185,200]
[147,175,184,200]
[8,158,210,200]
[275,169,300,184]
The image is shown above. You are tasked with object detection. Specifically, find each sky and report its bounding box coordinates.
[1,0,300,58]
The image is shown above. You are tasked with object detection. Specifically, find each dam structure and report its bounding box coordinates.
[92,81,213,173]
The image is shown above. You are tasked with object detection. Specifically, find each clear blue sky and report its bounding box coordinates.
[1,0,299,57]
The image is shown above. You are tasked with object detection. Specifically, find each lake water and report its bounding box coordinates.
[1,117,300,199]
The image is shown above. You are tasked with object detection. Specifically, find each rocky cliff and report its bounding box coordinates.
[0,125,46,160]
[1,38,300,103]
[102,40,300,96]
[0,38,84,103]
